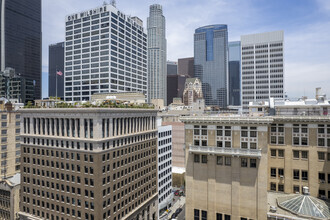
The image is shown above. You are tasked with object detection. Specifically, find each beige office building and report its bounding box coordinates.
[182,115,330,220]
[19,108,158,220]
[0,101,21,180]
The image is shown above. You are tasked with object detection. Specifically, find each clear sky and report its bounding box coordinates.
[42,0,330,99]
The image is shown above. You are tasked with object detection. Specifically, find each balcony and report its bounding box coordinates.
[189,145,262,158]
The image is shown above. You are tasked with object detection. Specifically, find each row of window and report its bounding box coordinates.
[193,154,257,168]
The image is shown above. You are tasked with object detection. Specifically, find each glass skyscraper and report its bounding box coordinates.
[147,4,167,104]
[49,42,64,99]
[194,25,228,107]
[228,41,241,106]
[0,0,42,99]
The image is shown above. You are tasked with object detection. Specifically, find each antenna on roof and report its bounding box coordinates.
[110,0,116,7]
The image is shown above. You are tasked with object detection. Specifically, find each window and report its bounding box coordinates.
[318,152,325,160]
[278,184,284,192]
[293,124,308,145]
[224,126,231,136]
[216,213,222,220]
[278,168,284,177]
[216,156,223,165]
[271,149,276,157]
[271,168,276,177]
[270,182,276,191]
[217,141,223,147]
[293,150,299,159]
[319,173,325,182]
[301,151,308,159]
[201,155,207,164]
[194,126,200,135]
[250,159,256,168]
[293,170,299,180]
[293,185,300,193]
[224,215,231,220]
[194,209,200,220]
[278,150,284,158]
[201,210,207,220]
[302,171,308,180]
[201,126,207,135]
[201,140,207,146]
[225,157,231,166]
[241,158,247,167]
[270,124,285,144]
[194,155,200,163]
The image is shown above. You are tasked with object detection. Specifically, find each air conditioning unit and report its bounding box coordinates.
[269,206,277,213]
[320,195,327,200]
[320,180,325,183]
[279,175,284,179]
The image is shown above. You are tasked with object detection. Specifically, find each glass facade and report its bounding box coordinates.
[194,25,228,107]
[48,42,64,99]
[0,0,42,99]
[228,41,241,106]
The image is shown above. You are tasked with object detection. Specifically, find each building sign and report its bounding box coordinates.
[67,6,107,20]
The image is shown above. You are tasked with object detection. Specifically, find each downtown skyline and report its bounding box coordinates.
[42,0,330,99]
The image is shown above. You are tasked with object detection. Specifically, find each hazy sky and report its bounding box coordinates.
[42,0,330,99]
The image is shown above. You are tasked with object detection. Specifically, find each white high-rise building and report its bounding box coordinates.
[147,4,167,104]
[64,4,148,102]
[241,31,284,113]
[157,121,173,215]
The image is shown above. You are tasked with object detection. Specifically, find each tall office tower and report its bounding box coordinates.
[167,61,177,75]
[178,57,194,78]
[49,42,65,99]
[64,5,147,102]
[228,41,241,106]
[0,0,42,99]
[166,74,187,105]
[147,4,167,104]
[241,31,284,113]
[0,102,20,180]
[194,25,228,107]
[157,124,173,215]
[19,107,159,220]
[182,115,330,219]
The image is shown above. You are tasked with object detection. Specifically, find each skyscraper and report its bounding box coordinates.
[178,57,194,78]
[48,42,64,99]
[64,4,147,102]
[228,41,241,106]
[0,0,42,99]
[167,61,177,75]
[194,25,228,107]
[19,107,159,220]
[241,31,284,113]
[147,4,167,104]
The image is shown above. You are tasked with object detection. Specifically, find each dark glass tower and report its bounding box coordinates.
[0,0,42,99]
[48,42,64,99]
[228,41,241,106]
[194,25,228,107]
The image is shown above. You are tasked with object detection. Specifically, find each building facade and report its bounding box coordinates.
[157,125,173,214]
[241,31,284,113]
[182,78,203,106]
[194,25,228,107]
[178,57,194,78]
[0,0,42,99]
[19,108,159,220]
[167,74,187,106]
[167,61,177,75]
[64,4,147,102]
[228,41,241,106]
[0,68,35,104]
[0,102,20,180]
[49,42,65,99]
[182,115,330,220]
[147,4,167,104]
[0,173,20,220]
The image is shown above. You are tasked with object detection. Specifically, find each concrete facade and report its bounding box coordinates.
[181,115,330,220]
[157,125,173,213]
[19,108,159,220]
[0,173,20,220]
